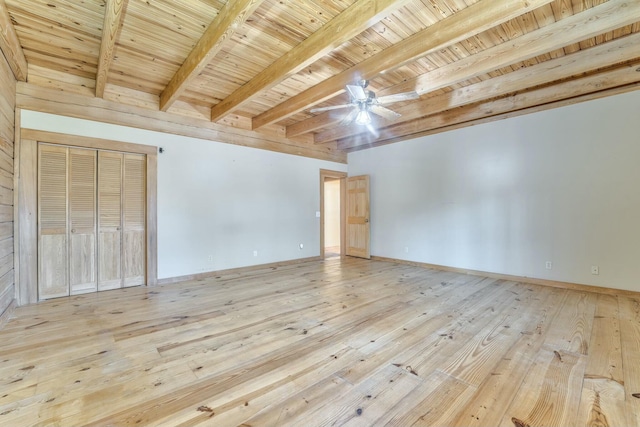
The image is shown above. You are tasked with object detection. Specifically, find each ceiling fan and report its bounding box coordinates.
[309,80,419,128]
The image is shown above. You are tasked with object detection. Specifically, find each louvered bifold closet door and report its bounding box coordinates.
[38,145,69,299]
[98,151,123,291]
[123,154,146,287]
[68,148,98,294]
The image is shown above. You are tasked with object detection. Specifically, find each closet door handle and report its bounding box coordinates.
[71,228,76,233]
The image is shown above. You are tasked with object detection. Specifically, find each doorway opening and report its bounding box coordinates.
[324,178,341,258]
[320,170,346,259]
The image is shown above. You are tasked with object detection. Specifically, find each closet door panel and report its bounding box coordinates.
[98,152,123,291]
[38,145,69,300]
[39,231,68,299]
[69,148,97,294]
[123,232,145,287]
[99,234,121,290]
[123,154,146,287]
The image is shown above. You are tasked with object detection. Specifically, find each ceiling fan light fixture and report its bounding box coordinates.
[355,109,371,125]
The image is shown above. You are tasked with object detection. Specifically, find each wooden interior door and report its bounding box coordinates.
[123,154,146,287]
[346,175,370,259]
[68,148,98,294]
[98,151,123,291]
[38,145,69,299]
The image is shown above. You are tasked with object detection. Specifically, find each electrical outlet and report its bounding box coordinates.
[207,255,214,263]
[591,265,599,275]
[545,261,552,270]
[404,247,409,253]
[253,250,258,257]
[299,243,304,249]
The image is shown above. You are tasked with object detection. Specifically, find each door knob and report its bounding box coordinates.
[365,218,369,223]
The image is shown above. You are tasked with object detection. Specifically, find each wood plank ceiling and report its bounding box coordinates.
[1,0,639,160]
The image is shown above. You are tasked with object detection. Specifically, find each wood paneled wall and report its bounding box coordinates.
[0,50,15,318]
[15,81,346,164]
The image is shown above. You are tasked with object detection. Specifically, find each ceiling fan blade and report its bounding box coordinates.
[376,91,419,105]
[369,105,401,121]
[346,84,367,101]
[309,104,353,113]
[339,108,359,126]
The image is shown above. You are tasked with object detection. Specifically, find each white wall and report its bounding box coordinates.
[348,90,640,292]
[21,111,347,279]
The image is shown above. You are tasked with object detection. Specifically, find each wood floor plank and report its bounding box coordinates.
[335,278,514,385]
[0,258,637,426]
[577,378,627,427]
[542,290,597,355]
[381,280,526,379]
[149,346,360,426]
[379,370,477,427]
[447,287,567,426]
[239,375,352,426]
[84,303,419,424]
[37,357,199,426]
[282,364,424,427]
[573,294,627,426]
[186,349,362,427]
[584,295,623,382]
[354,276,503,357]
[439,283,548,387]
[618,296,640,427]
[498,347,587,427]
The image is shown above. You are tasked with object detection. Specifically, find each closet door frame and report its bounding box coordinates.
[17,129,158,305]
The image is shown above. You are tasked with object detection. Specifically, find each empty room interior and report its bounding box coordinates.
[1,0,640,425]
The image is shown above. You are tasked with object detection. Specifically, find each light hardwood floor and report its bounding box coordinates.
[1,258,639,426]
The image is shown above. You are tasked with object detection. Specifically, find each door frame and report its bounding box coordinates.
[16,129,158,305]
[319,169,346,259]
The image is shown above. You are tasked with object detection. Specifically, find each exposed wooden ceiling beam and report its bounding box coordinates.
[0,0,27,81]
[380,0,639,97]
[286,109,344,138]
[318,31,640,143]
[297,0,617,141]
[338,62,640,151]
[160,0,265,112]
[263,0,555,133]
[340,62,640,151]
[96,0,128,98]
[300,0,635,140]
[209,0,414,123]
